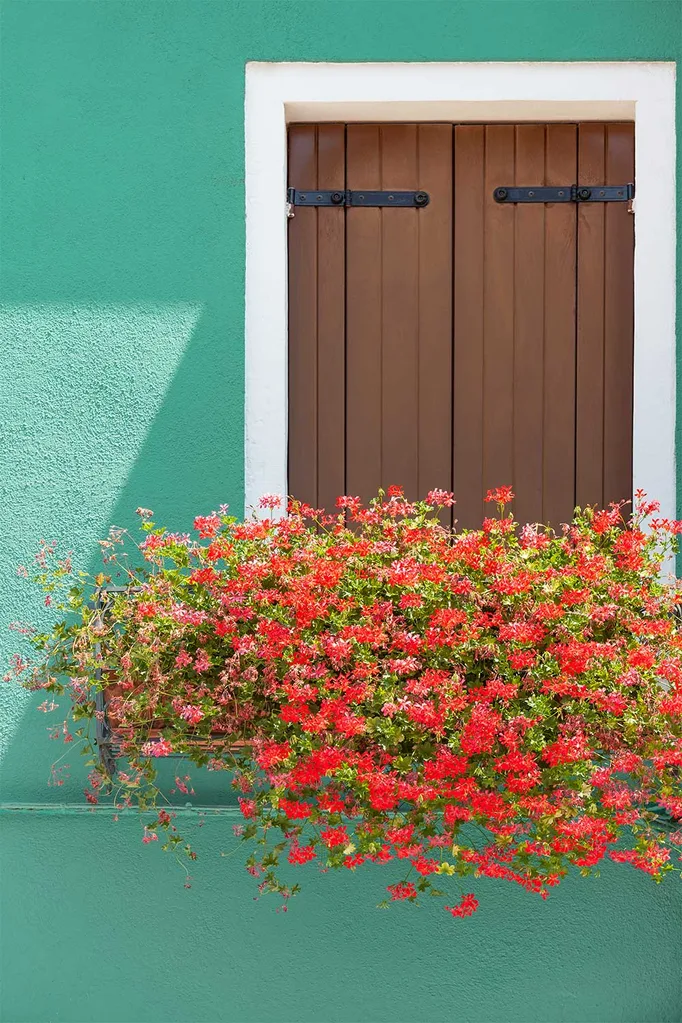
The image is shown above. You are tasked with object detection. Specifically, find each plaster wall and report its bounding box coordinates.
[1,3,681,1020]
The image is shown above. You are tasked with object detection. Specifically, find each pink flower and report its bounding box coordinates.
[426,489,456,507]
[259,494,283,510]
[141,737,173,757]
[179,704,204,724]
[194,649,211,673]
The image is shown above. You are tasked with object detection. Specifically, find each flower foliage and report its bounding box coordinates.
[9,487,682,915]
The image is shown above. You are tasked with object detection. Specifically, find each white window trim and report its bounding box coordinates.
[245,61,676,524]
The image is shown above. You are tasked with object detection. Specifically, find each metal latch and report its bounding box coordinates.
[287,188,430,210]
[493,183,634,204]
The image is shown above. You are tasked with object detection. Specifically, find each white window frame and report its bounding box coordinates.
[245,61,676,524]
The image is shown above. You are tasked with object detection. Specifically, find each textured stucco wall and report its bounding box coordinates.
[0,2,681,1021]
[2,813,681,1023]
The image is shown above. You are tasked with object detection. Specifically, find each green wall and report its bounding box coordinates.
[3,813,682,1023]
[0,2,681,1020]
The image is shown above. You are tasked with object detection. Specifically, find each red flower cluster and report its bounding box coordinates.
[15,486,682,915]
[445,894,479,918]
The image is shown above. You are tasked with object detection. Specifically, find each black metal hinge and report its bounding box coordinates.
[287,188,430,209]
[493,183,634,204]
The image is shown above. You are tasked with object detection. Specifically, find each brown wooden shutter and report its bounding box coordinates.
[287,122,634,529]
[453,123,580,529]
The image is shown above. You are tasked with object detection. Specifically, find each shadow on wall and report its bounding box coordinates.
[0,2,246,803]
[0,301,245,804]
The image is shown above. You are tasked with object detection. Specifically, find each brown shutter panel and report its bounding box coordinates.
[453,124,578,529]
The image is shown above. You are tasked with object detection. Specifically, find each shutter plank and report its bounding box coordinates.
[603,123,634,509]
[513,124,546,526]
[453,126,485,529]
[316,124,346,514]
[576,123,607,510]
[417,124,453,518]
[345,126,383,506]
[542,124,577,527]
[380,124,420,500]
[482,126,515,513]
[287,125,318,507]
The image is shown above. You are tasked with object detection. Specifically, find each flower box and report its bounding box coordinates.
[96,673,245,772]
[14,489,682,916]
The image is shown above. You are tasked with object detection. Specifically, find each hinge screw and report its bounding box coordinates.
[414,191,429,207]
[330,192,344,205]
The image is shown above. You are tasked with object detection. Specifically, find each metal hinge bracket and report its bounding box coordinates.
[287,188,430,209]
[493,183,634,204]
